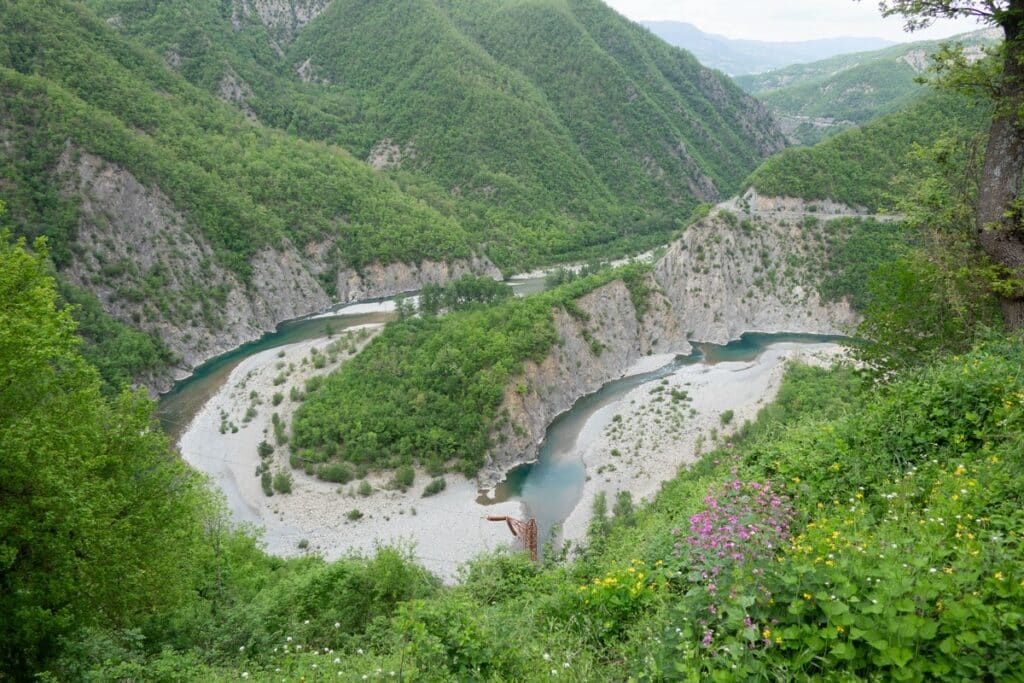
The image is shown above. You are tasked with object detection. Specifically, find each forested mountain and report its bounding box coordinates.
[0,0,783,391]
[641,20,893,76]
[746,90,991,210]
[737,29,999,145]
[83,0,785,263]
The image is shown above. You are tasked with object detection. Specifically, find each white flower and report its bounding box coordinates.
[239,646,245,652]
[543,652,551,661]
[929,568,937,574]
[334,657,341,664]
[297,645,303,651]
[241,674,249,680]
[287,636,293,642]
[312,664,318,669]
[357,648,364,655]
[304,619,310,625]
[335,622,341,628]
[563,662,571,668]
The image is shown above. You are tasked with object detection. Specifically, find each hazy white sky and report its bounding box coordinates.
[603,0,987,42]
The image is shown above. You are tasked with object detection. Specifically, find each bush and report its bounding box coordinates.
[719,409,734,425]
[317,462,354,484]
[257,441,274,458]
[358,480,373,497]
[345,509,363,521]
[422,477,446,497]
[389,465,415,492]
[272,470,293,494]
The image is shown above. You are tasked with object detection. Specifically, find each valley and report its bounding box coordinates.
[2,0,1022,680]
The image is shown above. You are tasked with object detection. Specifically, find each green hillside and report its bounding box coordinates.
[737,30,998,145]
[0,1,472,274]
[747,91,991,210]
[84,0,785,264]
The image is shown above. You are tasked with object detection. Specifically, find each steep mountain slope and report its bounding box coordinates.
[737,29,999,145]
[747,90,991,210]
[641,20,893,76]
[0,0,485,391]
[84,0,786,265]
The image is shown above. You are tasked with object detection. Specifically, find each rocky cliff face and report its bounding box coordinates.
[59,149,499,393]
[653,202,859,345]
[480,277,689,486]
[480,195,861,484]
[230,0,330,44]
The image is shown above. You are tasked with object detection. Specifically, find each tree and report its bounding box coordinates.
[0,230,218,675]
[873,0,1024,327]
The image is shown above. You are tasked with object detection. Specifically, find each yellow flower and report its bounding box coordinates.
[836,625,845,634]
[802,593,813,600]
[762,628,772,639]
[995,571,1006,582]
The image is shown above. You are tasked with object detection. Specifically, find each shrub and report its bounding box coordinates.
[389,465,415,492]
[257,441,274,458]
[272,470,293,494]
[346,509,363,521]
[317,462,354,484]
[422,477,446,497]
[719,409,734,425]
[358,480,373,497]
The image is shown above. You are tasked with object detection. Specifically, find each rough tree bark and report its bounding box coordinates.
[976,2,1024,328]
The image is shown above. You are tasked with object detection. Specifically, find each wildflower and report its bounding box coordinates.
[241,674,249,680]
[239,646,245,652]
[304,619,310,625]
[357,648,364,655]
[995,571,1006,581]
[836,625,845,634]
[762,628,772,639]
[335,622,341,628]
[334,658,341,664]
[543,652,551,661]
[564,662,571,669]
[287,636,293,642]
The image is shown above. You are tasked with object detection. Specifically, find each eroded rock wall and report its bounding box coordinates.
[481,277,689,486]
[59,149,497,392]
[653,204,859,344]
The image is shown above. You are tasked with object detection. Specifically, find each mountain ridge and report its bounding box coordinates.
[641,20,894,75]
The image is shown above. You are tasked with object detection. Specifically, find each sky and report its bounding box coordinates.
[603,0,988,43]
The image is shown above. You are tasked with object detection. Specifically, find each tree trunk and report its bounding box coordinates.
[977,3,1024,329]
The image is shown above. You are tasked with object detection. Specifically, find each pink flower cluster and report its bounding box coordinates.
[673,479,794,573]
[672,479,794,651]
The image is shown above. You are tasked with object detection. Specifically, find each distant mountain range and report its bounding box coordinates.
[737,28,1000,145]
[640,20,894,75]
